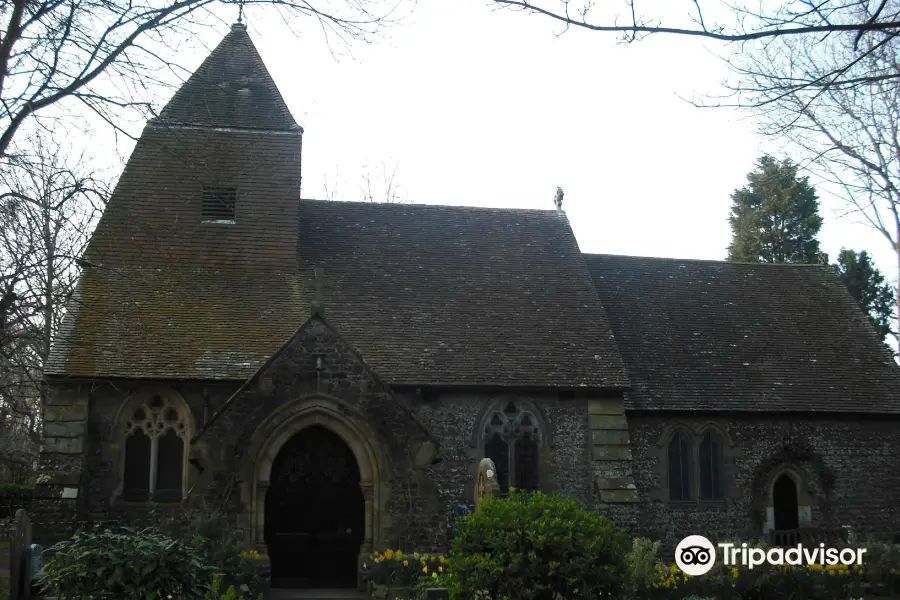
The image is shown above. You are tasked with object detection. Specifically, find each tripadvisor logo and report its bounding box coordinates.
[675,535,716,576]
[675,535,867,576]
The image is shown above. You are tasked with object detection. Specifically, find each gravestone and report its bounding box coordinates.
[474,458,500,512]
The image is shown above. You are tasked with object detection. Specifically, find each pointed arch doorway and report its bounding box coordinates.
[773,473,800,531]
[264,425,365,588]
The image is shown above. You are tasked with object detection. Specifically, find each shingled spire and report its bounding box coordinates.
[155,22,300,131]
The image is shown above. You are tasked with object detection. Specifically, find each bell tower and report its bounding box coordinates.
[85,22,304,270]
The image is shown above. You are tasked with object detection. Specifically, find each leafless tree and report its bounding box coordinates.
[323,171,343,201]
[360,160,405,203]
[324,160,409,203]
[491,1,900,89]
[0,0,410,159]
[722,3,900,353]
[0,134,107,482]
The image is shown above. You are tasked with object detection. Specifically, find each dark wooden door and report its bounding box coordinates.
[773,474,799,531]
[265,426,365,588]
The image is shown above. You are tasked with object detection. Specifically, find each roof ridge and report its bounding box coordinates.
[585,253,834,268]
[298,198,564,214]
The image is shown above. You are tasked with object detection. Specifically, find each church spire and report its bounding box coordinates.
[154,23,299,131]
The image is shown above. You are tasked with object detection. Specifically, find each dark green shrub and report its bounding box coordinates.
[859,539,900,595]
[0,484,32,519]
[732,564,816,600]
[157,511,262,598]
[449,491,629,600]
[38,525,218,599]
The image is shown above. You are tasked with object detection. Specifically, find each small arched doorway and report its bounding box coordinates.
[773,474,799,530]
[264,425,365,588]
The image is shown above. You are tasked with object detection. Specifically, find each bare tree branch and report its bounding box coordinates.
[0,133,107,481]
[325,159,409,203]
[724,9,900,353]
[0,0,412,157]
[492,0,900,42]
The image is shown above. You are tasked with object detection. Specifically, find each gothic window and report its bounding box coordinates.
[667,431,692,501]
[481,401,543,494]
[698,429,725,501]
[121,393,189,502]
[664,426,729,503]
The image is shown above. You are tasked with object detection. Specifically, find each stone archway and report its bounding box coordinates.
[762,467,813,534]
[241,396,390,586]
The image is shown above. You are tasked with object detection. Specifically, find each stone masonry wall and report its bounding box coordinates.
[39,318,445,551]
[589,396,641,532]
[33,380,232,544]
[31,384,91,544]
[42,373,900,559]
[34,376,639,549]
[411,390,596,544]
[628,412,900,553]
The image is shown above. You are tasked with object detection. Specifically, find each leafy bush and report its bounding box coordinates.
[449,491,630,600]
[414,569,455,592]
[625,537,663,599]
[38,525,218,599]
[859,539,900,594]
[157,511,262,598]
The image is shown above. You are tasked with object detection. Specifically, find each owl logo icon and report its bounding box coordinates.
[675,535,716,576]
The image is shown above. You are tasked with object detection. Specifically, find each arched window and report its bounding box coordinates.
[121,393,190,502]
[481,400,543,494]
[667,431,692,501]
[698,429,725,501]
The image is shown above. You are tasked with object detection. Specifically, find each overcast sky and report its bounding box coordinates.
[81,0,899,281]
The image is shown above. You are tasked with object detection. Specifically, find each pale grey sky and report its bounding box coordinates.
[81,0,900,280]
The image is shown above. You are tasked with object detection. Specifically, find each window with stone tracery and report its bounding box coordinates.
[121,393,189,502]
[663,426,727,502]
[481,400,543,494]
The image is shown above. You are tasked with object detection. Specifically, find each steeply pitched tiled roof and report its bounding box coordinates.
[585,254,900,413]
[154,23,298,131]
[295,202,629,388]
[47,198,629,388]
[46,268,305,380]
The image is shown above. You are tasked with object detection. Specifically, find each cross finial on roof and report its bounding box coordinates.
[309,266,329,318]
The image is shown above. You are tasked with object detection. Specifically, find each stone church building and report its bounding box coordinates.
[32,22,900,588]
